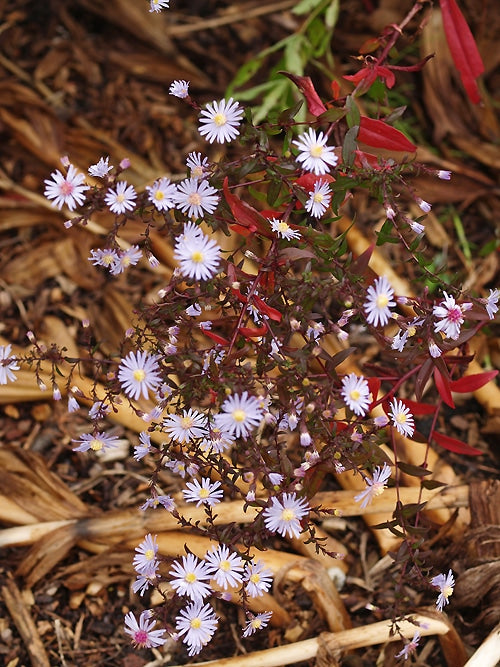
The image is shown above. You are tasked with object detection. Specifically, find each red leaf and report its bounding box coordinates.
[358,116,417,153]
[433,431,483,456]
[399,398,436,415]
[203,330,230,346]
[434,367,455,408]
[252,296,282,322]
[449,370,498,393]
[440,0,484,104]
[279,72,327,116]
[223,178,271,238]
[238,325,268,338]
[367,377,381,406]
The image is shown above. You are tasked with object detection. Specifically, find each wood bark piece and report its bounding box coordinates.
[464,621,500,667]
[2,575,50,667]
[468,479,500,559]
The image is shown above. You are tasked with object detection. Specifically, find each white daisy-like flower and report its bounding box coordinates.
[437,170,452,180]
[433,292,468,340]
[485,288,499,319]
[292,128,338,175]
[243,560,273,598]
[200,423,235,454]
[150,0,170,12]
[187,152,210,180]
[133,533,159,576]
[44,164,88,211]
[110,246,142,275]
[169,79,189,97]
[175,601,218,657]
[89,248,119,269]
[198,97,244,144]
[0,344,20,385]
[364,276,396,327]
[88,156,112,178]
[354,463,392,509]
[174,226,221,281]
[214,391,264,439]
[204,545,244,590]
[169,553,213,602]
[146,177,177,211]
[428,341,442,358]
[124,609,166,649]
[163,408,208,443]
[395,630,421,660]
[270,218,301,240]
[341,373,371,416]
[389,398,415,437]
[182,478,224,507]
[104,181,137,214]
[242,611,273,637]
[391,329,409,352]
[72,431,120,453]
[417,198,432,213]
[118,350,162,400]
[134,431,152,461]
[174,178,219,219]
[430,569,455,611]
[305,179,331,218]
[263,492,310,539]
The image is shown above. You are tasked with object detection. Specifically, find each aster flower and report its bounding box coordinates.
[169,79,189,96]
[89,248,119,269]
[364,276,396,327]
[187,152,210,180]
[433,291,469,340]
[140,494,175,512]
[110,246,142,275]
[263,493,310,539]
[204,545,244,590]
[163,408,208,443]
[133,533,159,576]
[430,569,455,611]
[67,395,80,413]
[150,0,170,11]
[341,373,371,417]
[174,178,219,219]
[124,609,166,648]
[437,170,452,180]
[417,198,432,212]
[186,303,202,316]
[118,350,162,400]
[292,128,338,175]
[88,400,111,420]
[354,463,392,509]
[242,611,273,638]
[306,321,325,342]
[146,177,177,211]
[270,218,301,240]
[428,341,442,358]
[134,432,152,461]
[305,179,331,218]
[44,164,88,211]
[88,156,112,178]
[175,601,218,656]
[409,220,425,234]
[391,329,409,352]
[104,181,137,214]
[389,398,415,437]
[200,424,235,454]
[133,573,157,596]
[243,560,273,598]
[169,553,213,601]
[198,98,244,144]
[182,478,223,507]
[72,431,119,453]
[395,630,421,660]
[0,344,20,385]
[214,391,264,439]
[485,288,499,320]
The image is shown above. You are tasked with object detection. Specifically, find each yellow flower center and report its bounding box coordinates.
[443,585,454,599]
[190,617,202,629]
[281,508,295,522]
[188,193,202,206]
[133,369,146,382]
[232,409,246,423]
[252,619,262,629]
[90,438,103,451]
[277,221,289,233]
[116,193,125,203]
[250,573,260,584]
[313,193,324,203]
[349,389,360,401]
[191,250,204,263]
[214,112,227,127]
[144,549,155,561]
[155,191,164,200]
[395,413,407,424]
[376,294,389,308]
[180,416,194,430]
[192,166,203,178]
[185,572,197,583]
[310,144,324,157]
[219,560,230,571]
[198,487,210,498]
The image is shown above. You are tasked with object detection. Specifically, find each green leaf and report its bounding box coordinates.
[293,0,325,15]
[285,34,306,75]
[345,95,361,128]
[317,106,347,123]
[397,462,432,477]
[342,125,358,167]
[325,0,340,29]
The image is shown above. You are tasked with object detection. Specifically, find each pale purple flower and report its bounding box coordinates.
[175,601,218,656]
[395,630,421,659]
[169,553,213,601]
[110,246,142,275]
[293,128,338,175]
[305,179,331,218]
[354,463,392,509]
[263,493,310,539]
[244,560,273,598]
[124,609,166,648]
[187,152,210,180]
[364,276,396,327]
[44,164,88,210]
[204,545,244,590]
[186,303,202,316]
[485,288,499,320]
[182,478,223,507]
[430,569,455,611]
[306,321,325,341]
[88,157,112,178]
[118,350,162,400]
[140,494,175,512]
[146,177,177,211]
[389,399,415,437]
[199,424,235,454]
[433,292,467,340]
[409,220,425,234]
[341,373,371,416]
[163,408,208,443]
[270,218,301,240]
[89,248,119,269]
[417,198,432,213]
[391,329,409,352]
[174,178,219,219]
[169,79,189,97]
[0,344,19,385]
[242,611,273,637]
[437,170,451,180]
[198,98,244,144]
[150,0,170,11]
[174,226,221,281]
[132,573,157,596]
[428,341,442,358]
[72,431,119,453]
[134,432,152,461]
[133,533,159,576]
[104,181,136,214]
[214,391,264,439]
